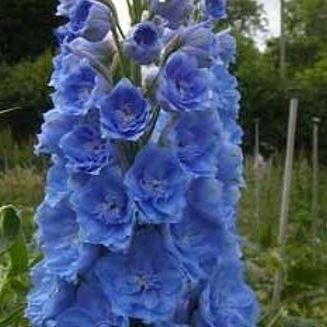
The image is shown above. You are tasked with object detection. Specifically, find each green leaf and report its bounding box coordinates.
[0,305,25,327]
[0,206,21,255]
[8,231,29,276]
[0,206,29,275]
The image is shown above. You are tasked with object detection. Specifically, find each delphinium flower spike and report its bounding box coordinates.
[27,0,259,326]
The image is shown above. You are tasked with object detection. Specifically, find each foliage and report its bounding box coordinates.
[0,151,326,325]
[227,0,266,35]
[240,157,327,326]
[0,206,31,327]
[0,52,52,140]
[295,55,327,160]
[0,0,57,63]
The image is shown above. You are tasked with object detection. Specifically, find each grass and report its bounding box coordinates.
[240,156,327,326]
[0,139,326,326]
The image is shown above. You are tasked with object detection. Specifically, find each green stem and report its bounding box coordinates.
[110,17,129,77]
[131,62,142,86]
[126,0,134,23]
[65,44,112,83]
[133,0,143,23]
[97,0,125,38]
[116,142,130,172]
[0,107,22,117]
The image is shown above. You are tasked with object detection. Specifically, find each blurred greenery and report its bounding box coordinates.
[0,0,325,156]
[0,0,326,325]
[0,52,52,141]
[240,157,327,326]
[0,142,326,326]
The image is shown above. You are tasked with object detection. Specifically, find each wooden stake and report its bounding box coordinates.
[280,0,287,80]
[272,98,298,311]
[254,118,260,236]
[254,118,260,158]
[311,117,320,236]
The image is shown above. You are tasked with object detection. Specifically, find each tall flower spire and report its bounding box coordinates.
[27,0,259,326]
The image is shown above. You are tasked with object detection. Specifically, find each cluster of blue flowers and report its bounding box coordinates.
[27,0,259,326]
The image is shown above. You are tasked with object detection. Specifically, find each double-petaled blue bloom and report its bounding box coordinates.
[150,0,194,29]
[51,281,129,327]
[170,109,222,176]
[157,52,209,112]
[195,260,260,326]
[60,123,116,174]
[170,178,239,284]
[202,0,227,21]
[35,109,77,155]
[68,0,111,41]
[35,200,99,282]
[125,144,189,224]
[53,57,97,116]
[216,141,244,185]
[28,0,259,325]
[71,168,135,251]
[211,64,240,118]
[95,229,186,323]
[45,158,69,207]
[217,30,236,66]
[179,24,219,67]
[99,78,150,141]
[124,21,162,65]
[27,263,75,326]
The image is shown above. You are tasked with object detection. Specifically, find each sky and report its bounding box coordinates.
[257,0,281,48]
[112,0,281,48]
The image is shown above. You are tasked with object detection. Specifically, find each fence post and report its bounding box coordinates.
[254,118,260,158]
[272,98,298,311]
[311,117,320,236]
[254,118,261,235]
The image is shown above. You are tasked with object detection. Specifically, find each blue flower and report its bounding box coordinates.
[170,109,221,176]
[125,144,189,224]
[60,123,116,175]
[53,282,129,327]
[68,0,111,41]
[217,30,236,66]
[186,177,235,226]
[71,168,135,251]
[195,260,260,326]
[169,178,239,283]
[179,24,219,67]
[211,64,240,117]
[216,141,244,185]
[221,118,244,144]
[26,263,75,326]
[201,0,227,21]
[99,78,150,141]
[44,158,70,207]
[30,0,259,324]
[95,228,186,323]
[53,58,97,116]
[35,109,77,155]
[70,35,117,67]
[157,52,209,112]
[124,22,162,65]
[150,0,194,30]
[36,200,99,281]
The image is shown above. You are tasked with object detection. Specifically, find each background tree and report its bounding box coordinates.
[0,0,325,157]
[0,0,57,63]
